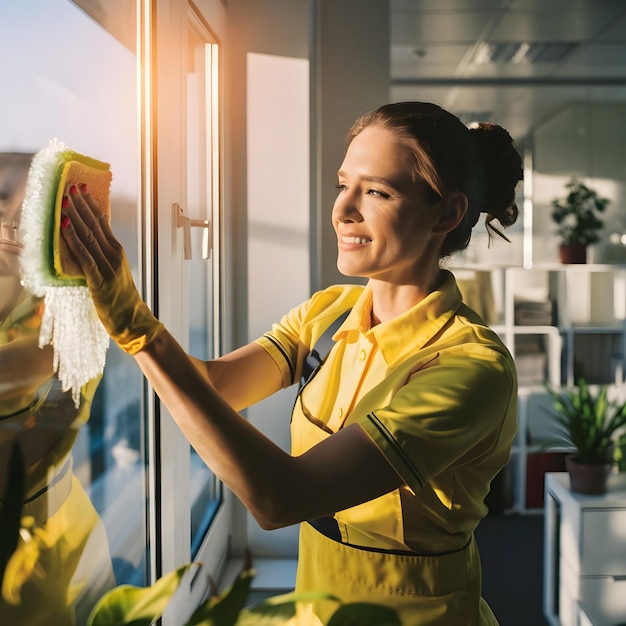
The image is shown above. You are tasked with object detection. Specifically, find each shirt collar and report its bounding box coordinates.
[333,270,463,367]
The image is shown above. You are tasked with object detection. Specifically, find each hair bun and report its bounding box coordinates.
[470,123,523,229]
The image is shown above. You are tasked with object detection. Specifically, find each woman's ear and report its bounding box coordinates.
[433,192,468,235]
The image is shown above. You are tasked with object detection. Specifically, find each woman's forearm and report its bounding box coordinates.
[135,330,297,529]
[190,342,286,413]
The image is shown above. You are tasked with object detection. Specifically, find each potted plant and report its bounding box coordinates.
[551,179,609,263]
[546,378,626,494]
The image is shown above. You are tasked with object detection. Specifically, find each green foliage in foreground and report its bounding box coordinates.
[86,561,401,626]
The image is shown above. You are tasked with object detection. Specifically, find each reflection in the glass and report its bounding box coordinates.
[0,0,148,612]
[0,153,116,625]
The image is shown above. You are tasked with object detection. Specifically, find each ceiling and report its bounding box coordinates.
[389,0,626,145]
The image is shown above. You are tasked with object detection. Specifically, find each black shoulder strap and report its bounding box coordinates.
[299,309,351,390]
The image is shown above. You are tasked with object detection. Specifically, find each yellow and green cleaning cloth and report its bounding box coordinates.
[20,138,112,406]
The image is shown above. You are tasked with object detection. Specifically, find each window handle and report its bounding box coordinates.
[174,203,211,260]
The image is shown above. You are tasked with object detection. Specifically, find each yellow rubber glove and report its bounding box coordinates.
[89,250,164,355]
[60,185,164,355]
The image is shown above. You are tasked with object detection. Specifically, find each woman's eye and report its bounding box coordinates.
[368,188,390,199]
[335,183,346,192]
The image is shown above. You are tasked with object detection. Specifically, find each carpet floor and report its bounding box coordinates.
[476,512,548,626]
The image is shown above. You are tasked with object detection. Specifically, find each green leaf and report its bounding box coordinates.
[544,378,626,463]
[87,563,197,626]
[185,567,255,626]
[327,602,402,626]
[236,590,340,625]
[550,179,608,245]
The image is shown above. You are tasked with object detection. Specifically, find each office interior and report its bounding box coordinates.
[1,0,626,624]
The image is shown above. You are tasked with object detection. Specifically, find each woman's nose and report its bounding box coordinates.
[332,192,362,224]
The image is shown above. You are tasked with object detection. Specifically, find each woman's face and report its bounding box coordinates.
[332,125,443,284]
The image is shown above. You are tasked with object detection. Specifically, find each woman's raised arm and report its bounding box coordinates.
[192,342,283,412]
[59,184,403,530]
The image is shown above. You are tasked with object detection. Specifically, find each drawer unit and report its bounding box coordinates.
[561,509,626,576]
[561,564,626,625]
[544,472,626,626]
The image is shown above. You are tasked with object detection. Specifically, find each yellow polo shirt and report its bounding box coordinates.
[256,270,518,554]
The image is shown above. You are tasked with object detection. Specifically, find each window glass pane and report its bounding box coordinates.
[186,14,222,557]
[0,3,147,624]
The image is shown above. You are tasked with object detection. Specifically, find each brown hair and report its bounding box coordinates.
[346,102,523,257]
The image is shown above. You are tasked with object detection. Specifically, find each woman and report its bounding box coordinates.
[61,102,523,625]
[0,152,115,626]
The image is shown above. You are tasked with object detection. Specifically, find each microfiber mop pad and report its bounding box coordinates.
[20,138,112,406]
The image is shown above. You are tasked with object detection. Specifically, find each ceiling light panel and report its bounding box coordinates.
[471,41,579,65]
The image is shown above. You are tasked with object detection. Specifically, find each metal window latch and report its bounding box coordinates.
[173,203,211,260]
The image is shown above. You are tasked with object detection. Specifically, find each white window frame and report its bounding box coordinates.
[139,0,230,619]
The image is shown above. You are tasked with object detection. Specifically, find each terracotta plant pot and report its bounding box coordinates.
[565,455,611,495]
[559,243,587,264]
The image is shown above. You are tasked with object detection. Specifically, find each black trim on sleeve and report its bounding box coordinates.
[263,333,295,383]
[366,411,426,488]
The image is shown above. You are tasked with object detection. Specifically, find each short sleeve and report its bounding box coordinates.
[255,285,365,389]
[255,305,308,388]
[357,343,518,495]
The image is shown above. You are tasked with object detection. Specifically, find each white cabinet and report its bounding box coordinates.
[453,264,626,513]
[544,472,626,626]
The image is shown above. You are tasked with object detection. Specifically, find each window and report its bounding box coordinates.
[0,2,228,622]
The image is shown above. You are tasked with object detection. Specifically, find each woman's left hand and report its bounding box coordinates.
[60,184,163,354]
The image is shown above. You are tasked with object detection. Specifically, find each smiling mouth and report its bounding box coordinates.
[341,236,371,245]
